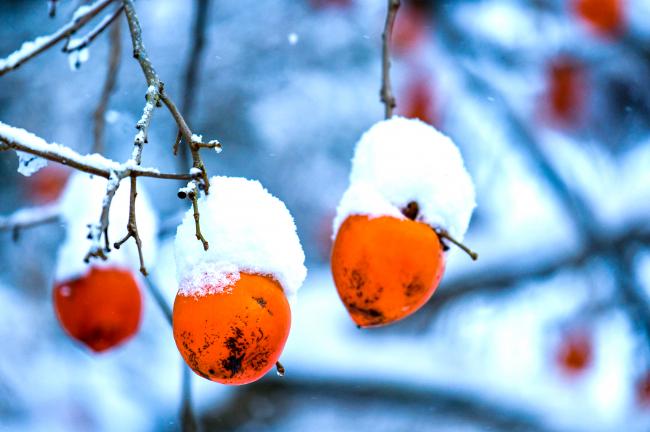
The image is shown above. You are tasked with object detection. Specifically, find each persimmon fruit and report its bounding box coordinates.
[53,267,142,352]
[546,58,585,126]
[173,272,291,385]
[573,0,624,37]
[399,75,437,127]
[555,328,592,375]
[331,213,445,328]
[25,165,70,204]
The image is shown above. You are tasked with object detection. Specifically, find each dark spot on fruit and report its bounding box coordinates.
[253,296,267,308]
[348,303,384,324]
[208,368,215,375]
[405,278,424,297]
[350,269,365,298]
[221,326,247,378]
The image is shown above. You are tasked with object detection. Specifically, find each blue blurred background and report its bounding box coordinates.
[1,0,650,430]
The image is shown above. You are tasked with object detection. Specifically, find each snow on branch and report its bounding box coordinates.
[63,5,124,53]
[0,121,191,181]
[0,0,116,76]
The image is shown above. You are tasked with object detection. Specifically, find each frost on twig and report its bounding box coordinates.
[63,5,124,54]
[84,170,120,262]
[0,0,115,76]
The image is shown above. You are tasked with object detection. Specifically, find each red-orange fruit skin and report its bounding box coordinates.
[53,267,142,353]
[547,58,585,126]
[556,329,592,376]
[331,215,445,328]
[173,273,291,385]
[574,0,624,37]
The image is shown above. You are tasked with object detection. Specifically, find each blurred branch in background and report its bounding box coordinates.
[92,9,122,154]
[179,0,210,173]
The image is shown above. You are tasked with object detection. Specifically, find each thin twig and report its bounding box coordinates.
[93,15,122,154]
[0,204,60,233]
[0,0,115,76]
[84,170,120,262]
[380,0,400,119]
[63,5,124,53]
[436,229,478,261]
[48,0,59,18]
[190,192,209,250]
[144,277,173,324]
[178,0,210,173]
[113,175,147,275]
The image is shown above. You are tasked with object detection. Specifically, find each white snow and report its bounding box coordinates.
[333,117,476,241]
[15,150,48,176]
[55,172,158,282]
[174,176,306,301]
[0,121,162,177]
[0,36,52,71]
[67,47,89,71]
[288,32,299,45]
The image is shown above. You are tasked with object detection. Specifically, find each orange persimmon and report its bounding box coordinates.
[173,272,291,385]
[53,267,142,353]
[331,214,445,328]
[25,165,70,204]
[574,0,624,38]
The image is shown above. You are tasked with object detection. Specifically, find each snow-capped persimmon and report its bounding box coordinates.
[25,165,70,204]
[53,267,142,353]
[331,213,445,328]
[545,57,586,126]
[573,0,624,37]
[555,328,593,376]
[173,272,291,385]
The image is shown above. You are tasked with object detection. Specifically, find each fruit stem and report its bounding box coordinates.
[436,228,478,261]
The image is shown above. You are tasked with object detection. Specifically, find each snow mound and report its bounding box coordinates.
[174,176,307,301]
[55,172,158,282]
[334,117,476,241]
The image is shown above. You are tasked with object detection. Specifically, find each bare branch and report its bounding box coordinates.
[113,175,147,275]
[0,0,116,76]
[63,5,124,53]
[181,365,198,432]
[48,0,59,18]
[380,0,400,119]
[190,191,209,251]
[93,16,122,154]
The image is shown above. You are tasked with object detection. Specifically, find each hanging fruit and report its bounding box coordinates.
[331,117,476,328]
[53,172,158,352]
[172,176,306,384]
[54,267,142,352]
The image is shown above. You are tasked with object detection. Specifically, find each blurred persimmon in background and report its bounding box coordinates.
[53,267,142,353]
[555,327,593,376]
[573,0,625,38]
[544,57,587,128]
[25,165,70,205]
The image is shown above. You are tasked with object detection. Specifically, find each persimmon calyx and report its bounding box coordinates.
[401,200,478,261]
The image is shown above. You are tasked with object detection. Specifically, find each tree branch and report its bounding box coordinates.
[380,0,400,119]
[0,0,116,76]
[0,122,191,181]
[0,204,60,234]
[63,5,124,53]
[92,14,122,154]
